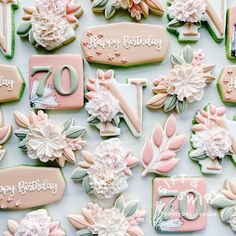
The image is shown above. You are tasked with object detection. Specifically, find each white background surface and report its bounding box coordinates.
[0,0,236,235]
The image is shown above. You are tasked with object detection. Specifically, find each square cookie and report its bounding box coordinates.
[29,54,84,110]
[153,177,206,232]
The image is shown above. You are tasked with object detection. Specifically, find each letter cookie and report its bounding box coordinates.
[0,166,65,210]
[29,54,84,110]
[82,23,169,67]
[153,177,206,232]
[189,104,236,174]
[3,209,65,236]
[140,115,185,177]
[14,110,86,167]
[72,138,138,199]
[17,0,83,51]
[0,0,18,58]
[147,45,215,113]
[68,195,146,235]
[85,69,147,137]
[167,0,226,42]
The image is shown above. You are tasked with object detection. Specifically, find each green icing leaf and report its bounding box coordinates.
[168,18,185,28]
[171,54,185,65]
[163,95,177,112]
[66,126,86,139]
[124,200,139,217]
[183,45,194,64]
[17,22,32,37]
[71,168,88,181]
[83,176,92,193]
[29,30,36,46]
[87,116,100,125]
[76,229,93,236]
[105,0,116,19]
[63,118,75,132]
[189,149,207,160]
[112,115,120,127]
[115,195,125,212]
[220,206,235,222]
[176,100,187,114]
[92,0,109,10]
[14,129,29,140]
[211,195,236,208]
[18,138,27,150]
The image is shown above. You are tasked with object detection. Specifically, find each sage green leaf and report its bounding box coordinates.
[83,176,92,193]
[14,129,29,140]
[105,0,116,19]
[115,195,125,212]
[87,116,100,125]
[29,30,36,46]
[18,138,27,149]
[76,229,93,236]
[124,200,139,217]
[66,126,86,139]
[171,54,185,65]
[183,45,194,64]
[112,116,120,127]
[211,195,236,208]
[176,100,187,114]
[194,21,201,27]
[220,206,235,222]
[17,22,32,37]
[92,0,109,10]
[163,95,177,112]
[168,19,185,28]
[189,149,207,160]
[71,168,88,181]
[63,118,75,132]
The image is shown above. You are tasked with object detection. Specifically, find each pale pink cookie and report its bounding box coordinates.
[14,110,86,167]
[147,45,215,113]
[153,177,207,232]
[3,209,65,236]
[29,54,84,110]
[17,0,83,51]
[210,179,236,233]
[71,138,138,199]
[85,69,147,137]
[140,114,185,177]
[0,166,65,210]
[68,195,146,236]
[190,104,236,174]
[81,23,169,67]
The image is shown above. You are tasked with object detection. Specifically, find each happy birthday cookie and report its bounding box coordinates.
[81,23,169,67]
[14,110,86,167]
[68,195,146,235]
[167,0,226,43]
[85,69,147,137]
[189,104,236,174]
[147,45,215,113]
[17,0,83,51]
[3,209,65,236]
[72,138,138,199]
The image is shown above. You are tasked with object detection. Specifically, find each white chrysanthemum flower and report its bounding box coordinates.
[36,0,67,16]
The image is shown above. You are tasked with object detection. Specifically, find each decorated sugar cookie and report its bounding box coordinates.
[14,110,86,167]
[29,55,84,110]
[141,115,185,177]
[3,209,65,236]
[153,177,206,232]
[0,64,25,103]
[147,45,215,113]
[81,23,169,67]
[189,104,236,174]
[210,179,236,233]
[0,166,65,210]
[72,138,138,199]
[167,0,226,42]
[92,0,164,20]
[0,0,18,58]
[17,0,83,51]
[68,195,146,236]
[85,69,147,137]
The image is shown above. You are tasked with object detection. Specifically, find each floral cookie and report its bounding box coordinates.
[0,0,18,58]
[167,0,226,43]
[92,0,164,20]
[85,69,147,137]
[189,104,236,174]
[4,209,65,236]
[68,195,146,236]
[210,179,236,233]
[17,0,83,51]
[153,177,206,232]
[140,115,185,177]
[0,166,65,210]
[14,110,86,167]
[72,138,138,199]
[147,45,215,113]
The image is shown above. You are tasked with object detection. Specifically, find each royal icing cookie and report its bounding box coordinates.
[14,110,86,167]
[3,209,65,236]
[0,64,25,104]
[167,0,226,43]
[0,109,12,164]
[140,115,185,177]
[147,45,215,113]
[85,69,147,137]
[72,138,138,199]
[17,0,83,51]
[0,166,65,210]
[68,195,146,235]
[29,54,84,110]
[82,23,169,67]
[0,0,18,58]
[189,104,236,174]
[92,0,164,20]
[153,177,206,232]
[210,179,236,233]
